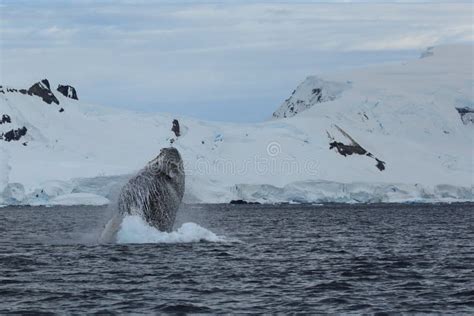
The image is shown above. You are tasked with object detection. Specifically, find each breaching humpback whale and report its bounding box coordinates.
[100,147,185,241]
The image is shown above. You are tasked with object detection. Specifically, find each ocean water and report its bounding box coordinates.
[0,203,473,314]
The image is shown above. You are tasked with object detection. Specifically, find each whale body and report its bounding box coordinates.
[100,147,185,242]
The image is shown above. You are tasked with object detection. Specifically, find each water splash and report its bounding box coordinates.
[116,215,225,244]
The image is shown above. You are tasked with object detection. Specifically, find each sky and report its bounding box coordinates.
[0,1,472,122]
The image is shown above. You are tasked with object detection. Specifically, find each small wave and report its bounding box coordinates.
[116,215,226,244]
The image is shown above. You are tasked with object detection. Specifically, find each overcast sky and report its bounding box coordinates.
[0,1,472,122]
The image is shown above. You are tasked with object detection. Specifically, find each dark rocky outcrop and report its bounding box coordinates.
[18,89,32,95]
[1,114,11,124]
[312,88,323,102]
[1,126,27,142]
[0,86,31,96]
[455,107,474,125]
[172,119,181,137]
[230,199,261,205]
[329,141,367,156]
[375,158,386,171]
[328,125,386,172]
[57,84,78,100]
[28,79,59,105]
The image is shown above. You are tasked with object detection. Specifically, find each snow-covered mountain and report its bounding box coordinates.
[272,77,351,119]
[0,45,472,206]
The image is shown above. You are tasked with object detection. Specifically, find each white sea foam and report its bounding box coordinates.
[116,215,225,244]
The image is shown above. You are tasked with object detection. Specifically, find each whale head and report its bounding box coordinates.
[149,147,184,181]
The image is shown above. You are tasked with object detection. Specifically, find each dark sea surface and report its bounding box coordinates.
[0,203,473,314]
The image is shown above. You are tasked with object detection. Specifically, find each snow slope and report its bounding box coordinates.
[0,45,472,205]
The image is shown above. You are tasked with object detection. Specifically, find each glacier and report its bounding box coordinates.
[0,45,472,206]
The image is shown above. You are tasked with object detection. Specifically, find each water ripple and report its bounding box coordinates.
[0,203,473,313]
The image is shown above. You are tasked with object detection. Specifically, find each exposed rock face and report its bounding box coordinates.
[0,114,28,142]
[456,107,474,125]
[172,119,181,137]
[28,79,59,105]
[1,114,11,124]
[272,76,351,119]
[1,85,31,96]
[2,80,76,109]
[1,126,27,142]
[327,125,386,171]
[57,84,78,100]
[329,141,367,156]
[375,158,386,171]
[230,199,261,205]
[19,89,31,95]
